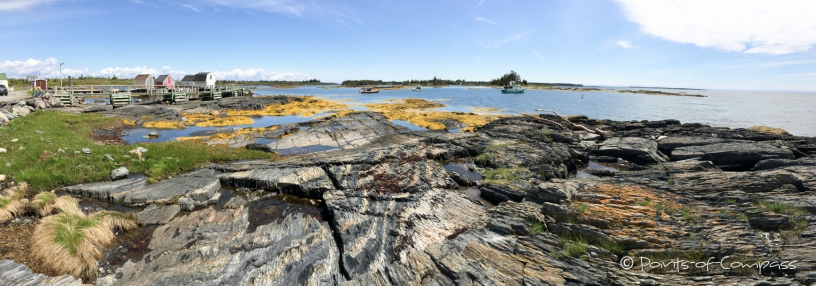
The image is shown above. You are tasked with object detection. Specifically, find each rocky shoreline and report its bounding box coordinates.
[2,95,815,285]
[531,86,707,97]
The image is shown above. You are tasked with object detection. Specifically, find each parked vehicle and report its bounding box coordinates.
[0,85,7,96]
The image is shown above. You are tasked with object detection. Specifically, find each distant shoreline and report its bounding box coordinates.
[628,86,706,91]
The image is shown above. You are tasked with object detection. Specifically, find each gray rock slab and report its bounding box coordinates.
[62,178,147,202]
[123,175,220,206]
[268,111,406,152]
[101,208,343,286]
[137,204,181,225]
[672,141,794,170]
[219,166,335,198]
[657,136,728,153]
[0,259,82,286]
[597,137,668,165]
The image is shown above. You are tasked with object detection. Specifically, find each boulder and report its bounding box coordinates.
[12,106,29,117]
[597,137,668,165]
[244,143,275,153]
[110,167,129,181]
[526,179,594,204]
[479,184,526,204]
[671,141,794,170]
[753,158,816,171]
[268,112,407,154]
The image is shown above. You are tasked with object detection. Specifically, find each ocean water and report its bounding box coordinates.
[254,86,816,137]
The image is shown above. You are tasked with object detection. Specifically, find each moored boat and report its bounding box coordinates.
[360,87,380,94]
[412,85,422,91]
[501,81,525,94]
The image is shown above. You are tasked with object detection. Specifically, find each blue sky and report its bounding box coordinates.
[1,0,815,91]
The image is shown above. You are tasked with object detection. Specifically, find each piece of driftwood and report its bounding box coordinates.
[521,109,609,139]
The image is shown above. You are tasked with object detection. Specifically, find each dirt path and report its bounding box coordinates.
[0,90,31,103]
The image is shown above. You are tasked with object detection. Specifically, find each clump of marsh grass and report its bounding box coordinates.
[31,196,139,281]
[0,182,30,223]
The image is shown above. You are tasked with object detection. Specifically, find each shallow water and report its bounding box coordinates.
[255,86,816,137]
[122,115,320,144]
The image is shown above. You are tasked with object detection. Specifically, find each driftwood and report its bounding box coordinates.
[520,109,609,139]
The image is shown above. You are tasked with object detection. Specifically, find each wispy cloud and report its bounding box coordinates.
[615,0,816,55]
[501,30,533,44]
[529,49,545,61]
[182,4,201,13]
[0,0,60,12]
[617,41,638,49]
[130,0,159,9]
[474,16,497,25]
[715,58,816,70]
[473,0,486,10]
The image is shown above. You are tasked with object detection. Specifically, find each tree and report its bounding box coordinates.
[490,70,523,86]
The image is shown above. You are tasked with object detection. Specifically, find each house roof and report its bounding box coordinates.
[193,72,211,81]
[155,75,170,82]
[0,73,8,80]
[27,75,38,81]
[134,74,152,82]
[180,75,195,81]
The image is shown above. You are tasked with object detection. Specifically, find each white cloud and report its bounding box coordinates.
[615,0,816,55]
[0,0,59,11]
[617,41,638,49]
[211,69,311,81]
[473,0,486,9]
[474,16,497,25]
[0,58,309,81]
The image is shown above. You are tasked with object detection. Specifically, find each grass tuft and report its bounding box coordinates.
[31,196,139,281]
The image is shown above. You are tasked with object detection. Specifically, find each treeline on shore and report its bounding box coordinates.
[341,71,582,88]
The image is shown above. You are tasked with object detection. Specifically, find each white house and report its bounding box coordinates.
[179,72,215,87]
[133,74,154,88]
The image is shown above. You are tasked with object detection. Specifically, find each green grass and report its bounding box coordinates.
[635,200,651,207]
[680,206,697,221]
[481,167,527,185]
[53,212,98,256]
[558,234,589,258]
[601,240,623,254]
[0,111,276,191]
[724,198,737,204]
[573,202,589,213]
[528,219,545,235]
[667,178,675,184]
[33,192,57,209]
[484,142,521,151]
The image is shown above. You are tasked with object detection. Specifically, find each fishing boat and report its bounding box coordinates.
[501,81,525,94]
[360,87,380,94]
[412,85,422,91]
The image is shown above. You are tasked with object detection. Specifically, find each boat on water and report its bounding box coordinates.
[360,87,380,94]
[501,81,525,94]
[412,85,422,91]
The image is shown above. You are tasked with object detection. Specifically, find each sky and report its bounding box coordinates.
[0,0,815,91]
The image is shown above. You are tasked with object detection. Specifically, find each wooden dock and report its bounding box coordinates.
[55,85,250,106]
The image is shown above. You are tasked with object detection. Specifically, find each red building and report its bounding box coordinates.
[154,75,174,90]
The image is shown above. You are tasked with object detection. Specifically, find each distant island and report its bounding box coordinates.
[628,86,705,91]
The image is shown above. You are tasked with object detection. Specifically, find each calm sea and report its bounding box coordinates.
[253,86,816,137]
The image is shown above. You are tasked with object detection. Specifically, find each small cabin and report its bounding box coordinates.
[0,73,8,87]
[28,75,39,89]
[179,72,215,87]
[154,75,174,90]
[133,74,154,88]
[33,79,47,90]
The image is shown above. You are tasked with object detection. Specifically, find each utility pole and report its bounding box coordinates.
[60,62,65,89]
